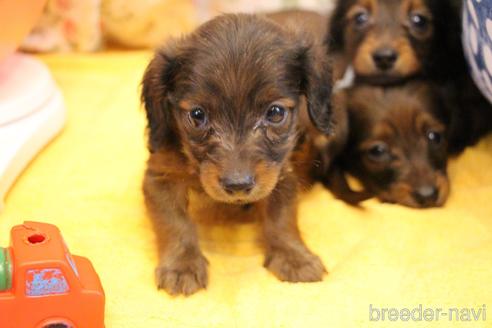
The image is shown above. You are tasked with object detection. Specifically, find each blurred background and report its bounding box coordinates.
[20,0,334,52]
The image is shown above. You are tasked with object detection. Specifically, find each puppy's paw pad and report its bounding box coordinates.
[264,249,326,282]
[156,254,209,296]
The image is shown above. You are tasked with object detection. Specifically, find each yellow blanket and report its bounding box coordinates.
[1,51,491,327]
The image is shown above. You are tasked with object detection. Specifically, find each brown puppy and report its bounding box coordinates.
[330,83,450,208]
[141,14,333,296]
[328,0,492,153]
[328,0,457,83]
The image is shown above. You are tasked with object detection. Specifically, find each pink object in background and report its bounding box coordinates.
[0,0,65,208]
[0,53,66,208]
[0,0,47,61]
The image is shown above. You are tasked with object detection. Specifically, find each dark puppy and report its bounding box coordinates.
[328,0,457,83]
[328,0,492,153]
[330,83,450,208]
[141,14,333,296]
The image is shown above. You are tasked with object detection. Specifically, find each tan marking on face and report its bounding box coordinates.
[347,0,376,19]
[401,0,434,39]
[273,98,296,109]
[434,173,450,207]
[353,34,420,76]
[373,119,397,140]
[353,34,380,75]
[254,161,282,197]
[392,37,421,75]
[379,169,449,208]
[379,181,415,207]
[178,100,194,111]
[199,161,222,200]
[347,4,369,21]
[403,0,432,17]
[414,109,445,136]
[199,160,281,204]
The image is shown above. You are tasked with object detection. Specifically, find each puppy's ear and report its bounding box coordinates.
[141,43,182,152]
[326,0,348,52]
[296,43,334,134]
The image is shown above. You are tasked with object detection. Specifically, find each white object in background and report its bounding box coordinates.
[0,53,66,209]
[333,66,355,94]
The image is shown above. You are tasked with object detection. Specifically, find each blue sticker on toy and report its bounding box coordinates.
[26,268,69,296]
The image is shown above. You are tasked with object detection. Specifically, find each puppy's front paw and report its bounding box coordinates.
[264,248,326,282]
[156,253,209,296]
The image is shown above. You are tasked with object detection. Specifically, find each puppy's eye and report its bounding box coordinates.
[410,13,429,30]
[189,107,207,128]
[366,143,390,162]
[353,10,370,28]
[265,105,287,125]
[427,131,442,145]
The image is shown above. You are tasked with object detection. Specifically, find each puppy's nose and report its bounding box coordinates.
[220,174,255,194]
[412,185,439,207]
[372,48,398,71]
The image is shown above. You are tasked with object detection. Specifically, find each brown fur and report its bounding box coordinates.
[141,14,333,296]
[267,10,350,178]
[328,0,440,83]
[328,0,492,153]
[329,83,450,208]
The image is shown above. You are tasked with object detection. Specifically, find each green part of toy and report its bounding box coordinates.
[0,247,12,291]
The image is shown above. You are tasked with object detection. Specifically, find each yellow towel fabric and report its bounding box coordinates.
[1,51,492,328]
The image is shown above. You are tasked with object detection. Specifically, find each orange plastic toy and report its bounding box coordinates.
[0,221,105,328]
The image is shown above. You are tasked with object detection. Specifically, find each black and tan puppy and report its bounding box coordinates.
[141,14,333,296]
[328,0,458,84]
[330,83,450,208]
[328,0,492,153]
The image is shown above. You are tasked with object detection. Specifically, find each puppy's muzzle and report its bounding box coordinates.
[372,48,398,71]
[220,173,255,195]
[412,185,439,207]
